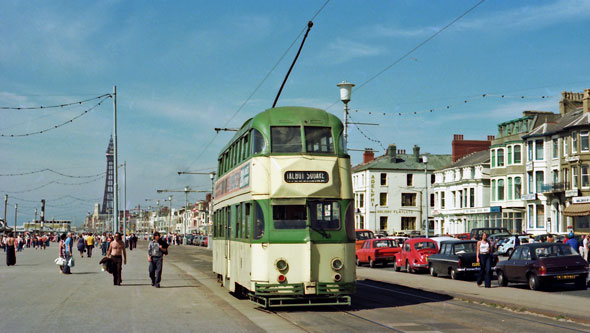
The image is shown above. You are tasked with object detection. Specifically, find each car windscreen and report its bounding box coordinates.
[374,239,396,248]
[454,242,476,254]
[534,245,578,258]
[414,242,436,250]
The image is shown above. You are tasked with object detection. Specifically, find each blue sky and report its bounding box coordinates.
[1,0,589,225]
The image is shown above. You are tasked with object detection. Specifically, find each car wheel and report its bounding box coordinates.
[429,264,437,277]
[506,248,513,258]
[497,270,508,287]
[450,268,458,280]
[528,274,541,291]
[369,258,375,268]
[356,257,361,267]
[394,260,401,272]
[574,276,587,290]
[406,261,414,274]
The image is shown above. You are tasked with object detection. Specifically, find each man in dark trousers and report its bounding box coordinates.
[148,231,167,288]
[107,232,126,286]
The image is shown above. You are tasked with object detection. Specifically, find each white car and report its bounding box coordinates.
[429,236,456,249]
[497,236,530,256]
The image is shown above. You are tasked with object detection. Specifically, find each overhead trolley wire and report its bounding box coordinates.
[1,176,104,194]
[0,94,111,110]
[0,168,106,178]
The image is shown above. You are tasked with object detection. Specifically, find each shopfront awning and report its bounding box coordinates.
[563,203,590,217]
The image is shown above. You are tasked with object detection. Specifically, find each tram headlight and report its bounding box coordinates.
[275,259,288,272]
[331,258,344,271]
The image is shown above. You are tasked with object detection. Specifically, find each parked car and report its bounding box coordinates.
[497,235,530,256]
[533,233,565,243]
[427,240,497,280]
[430,236,456,248]
[394,238,439,273]
[355,229,375,250]
[495,243,589,290]
[356,238,400,268]
[454,233,470,240]
[201,236,208,247]
[469,227,510,240]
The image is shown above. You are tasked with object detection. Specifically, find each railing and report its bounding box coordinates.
[540,182,568,193]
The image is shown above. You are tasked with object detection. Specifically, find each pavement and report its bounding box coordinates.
[357,266,590,324]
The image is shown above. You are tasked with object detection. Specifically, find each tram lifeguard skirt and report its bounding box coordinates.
[563,203,590,216]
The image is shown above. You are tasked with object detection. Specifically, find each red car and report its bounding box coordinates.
[356,239,400,268]
[454,233,470,240]
[394,238,439,273]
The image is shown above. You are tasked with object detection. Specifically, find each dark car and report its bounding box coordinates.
[469,227,510,240]
[427,240,498,280]
[495,243,589,290]
[533,233,565,243]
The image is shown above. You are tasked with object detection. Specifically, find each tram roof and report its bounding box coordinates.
[219,106,342,154]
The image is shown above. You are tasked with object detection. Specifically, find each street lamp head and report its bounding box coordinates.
[422,155,428,164]
[337,81,355,104]
[168,195,172,201]
[184,186,190,192]
[209,172,216,180]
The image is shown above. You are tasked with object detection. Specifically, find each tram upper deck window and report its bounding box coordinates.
[305,127,334,153]
[271,126,302,153]
[273,205,307,229]
[252,129,267,155]
[310,201,340,230]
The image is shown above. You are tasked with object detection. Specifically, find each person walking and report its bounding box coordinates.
[476,232,492,288]
[582,234,589,262]
[101,233,108,256]
[86,233,95,258]
[148,231,167,288]
[565,232,579,251]
[58,233,66,273]
[6,231,16,266]
[107,232,127,286]
[77,234,86,257]
[63,232,73,274]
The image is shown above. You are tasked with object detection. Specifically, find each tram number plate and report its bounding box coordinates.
[555,275,575,280]
[284,171,329,183]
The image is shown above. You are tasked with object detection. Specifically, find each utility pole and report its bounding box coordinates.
[123,161,127,239]
[158,187,209,243]
[177,171,216,242]
[14,204,17,233]
[423,156,429,238]
[337,81,355,147]
[112,85,119,234]
[3,195,7,229]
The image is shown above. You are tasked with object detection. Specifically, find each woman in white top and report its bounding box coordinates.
[476,232,492,288]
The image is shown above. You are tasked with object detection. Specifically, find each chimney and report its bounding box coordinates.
[363,148,375,164]
[487,135,495,141]
[453,134,464,141]
[413,145,420,162]
[584,89,590,114]
[386,144,397,163]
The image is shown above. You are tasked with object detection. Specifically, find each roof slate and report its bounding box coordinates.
[352,152,452,172]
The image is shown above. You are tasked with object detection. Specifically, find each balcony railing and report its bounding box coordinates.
[540,182,568,193]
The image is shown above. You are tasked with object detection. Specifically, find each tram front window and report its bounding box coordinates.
[273,205,307,229]
[310,201,340,230]
[305,127,334,153]
[271,126,302,153]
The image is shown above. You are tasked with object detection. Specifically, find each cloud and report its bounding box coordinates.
[318,38,384,64]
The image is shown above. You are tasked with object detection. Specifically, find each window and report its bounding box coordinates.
[458,190,463,208]
[431,174,435,184]
[242,135,250,160]
[310,201,340,230]
[252,129,266,155]
[401,217,416,230]
[401,193,416,206]
[583,165,590,188]
[359,193,364,208]
[573,166,579,188]
[553,138,558,158]
[572,132,578,153]
[508,178,513,200]
[379,216,388,231]
[304,127,334,153]
[514,145,521,163]
[470,188,475,207]
[563,168,569,189]
[507,146,512,165]
[527,142,533,161]
[491,149,496,168]
[430,193,435,207]
[244,203,251,239]
[497,148,504,167]
[491,180,496,201]
[582,131,589,152]
[406,174,412,186]
[563,136,568,156]
[535,171,544,193]
[254,202,265,239]
[379,193,388,206]
[535,139,544,160]
[528,205,534,229]
[271,126,301,152]
[552,170,559,184]
[451,191,456,207]
[441,192,445,209]
[498,179,505,200]
[536,204,544,228]
[236,204,241,238]
[273,205,306,229]
[381,173,387,185]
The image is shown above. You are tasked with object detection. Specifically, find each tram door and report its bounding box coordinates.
[225,207,231,281]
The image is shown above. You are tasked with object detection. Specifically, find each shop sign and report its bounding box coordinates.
[490,206,502,213]
[464,207,491,214]
[526,161,534,171]
[521,193,537,200]
[565,189,579,198]
[572,196,590,204]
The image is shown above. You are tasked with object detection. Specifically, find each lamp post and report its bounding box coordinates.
[14,204,18,233]
[166,195,173,235]
[423,155,429,238]
[209,172,215,249]
[337,81,355,148]
[4,195,7,229]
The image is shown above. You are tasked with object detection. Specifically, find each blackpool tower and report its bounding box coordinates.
[101,136,114,214]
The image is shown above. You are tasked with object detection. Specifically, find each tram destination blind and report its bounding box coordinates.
[284,171,329,183]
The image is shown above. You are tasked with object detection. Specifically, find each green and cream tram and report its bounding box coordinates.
[212,106,356,307]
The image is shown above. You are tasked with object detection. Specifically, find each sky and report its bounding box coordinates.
[1,0,590,226]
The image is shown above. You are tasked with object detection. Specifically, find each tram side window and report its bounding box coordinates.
[236,204,242,238]
[244,202,251,239]
[254,201,265,239]
[273,205,307,229]
[271,126,302,153]
[304,127,334,153]
[252,129,267,155]
[242,135,250,160]
[310,201,341,230]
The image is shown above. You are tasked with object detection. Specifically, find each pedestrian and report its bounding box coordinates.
[86,233,95,258]
[565,232,579,251]
[101,232,108,256]
[16,234,23,252]
[148,231,167,288]
[476,232,492,288]
[107,232,127,286]
[63,232,73,274]
[546,234,555,243]
[77,233,86,257]
[6,231,16,266]
[583,235,589,262]
[58,233,66,273]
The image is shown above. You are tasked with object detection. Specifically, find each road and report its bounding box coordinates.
[1,242,589,333]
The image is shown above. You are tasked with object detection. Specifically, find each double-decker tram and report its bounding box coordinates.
[212,106,356,307]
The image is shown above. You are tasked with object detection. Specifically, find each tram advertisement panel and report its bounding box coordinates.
[215,163,250,199]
